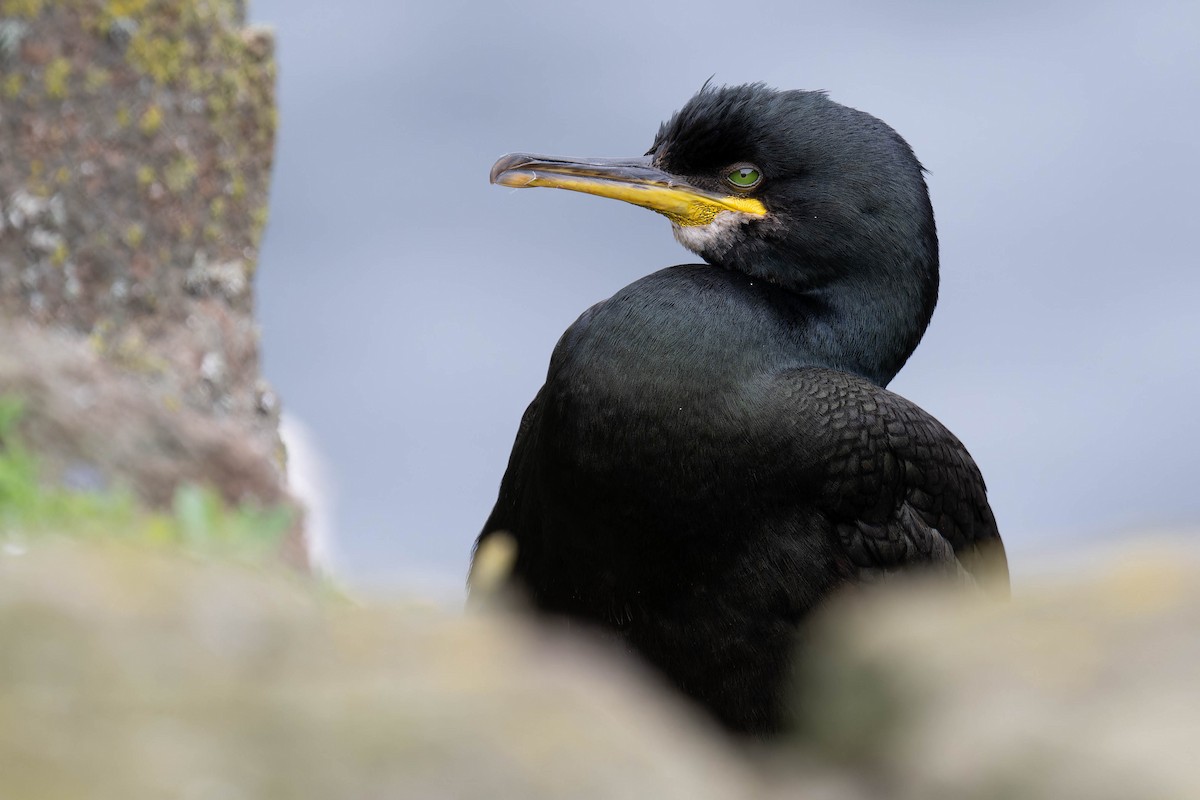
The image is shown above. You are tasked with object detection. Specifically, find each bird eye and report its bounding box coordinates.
[726,165,762,189]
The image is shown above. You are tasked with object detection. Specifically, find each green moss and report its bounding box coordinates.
[0,394,292,559]
[43,56,71,100]
[0,396,38,509]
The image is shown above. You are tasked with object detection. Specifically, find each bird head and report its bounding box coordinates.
[491,82,938,303]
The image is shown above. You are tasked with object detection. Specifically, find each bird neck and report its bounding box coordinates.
[712,206,939,387]
[789,269,937,388]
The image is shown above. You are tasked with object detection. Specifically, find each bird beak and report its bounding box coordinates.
[490,153,766,228]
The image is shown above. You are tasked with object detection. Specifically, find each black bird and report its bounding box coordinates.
[473,83,1008,735]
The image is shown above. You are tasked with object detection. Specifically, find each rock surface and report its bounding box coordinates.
[0,0,281,485]
[785,545,1200,799]
[0,0,297,558]
[0,541,757,800]
[1,539,1197,799]
[0,321,303,564]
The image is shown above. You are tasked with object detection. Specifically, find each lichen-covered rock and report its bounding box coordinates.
[0,0,279,455]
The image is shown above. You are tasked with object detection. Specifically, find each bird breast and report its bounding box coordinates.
[538,265,803,516]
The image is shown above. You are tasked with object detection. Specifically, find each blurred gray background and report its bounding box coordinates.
[248,0,1199,590]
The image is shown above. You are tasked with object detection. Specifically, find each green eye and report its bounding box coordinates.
[726,165,762,188]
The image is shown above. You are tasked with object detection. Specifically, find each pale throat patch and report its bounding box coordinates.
[671,209,759,259]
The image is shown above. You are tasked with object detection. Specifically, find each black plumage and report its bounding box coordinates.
[473,83,1007,735]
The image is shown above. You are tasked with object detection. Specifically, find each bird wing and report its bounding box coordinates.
[774,367,1008,594]
[474,388,544,550]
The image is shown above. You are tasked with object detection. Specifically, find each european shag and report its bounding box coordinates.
[472,83,1008,735]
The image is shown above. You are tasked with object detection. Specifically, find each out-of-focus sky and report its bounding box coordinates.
[249,0,1199,589]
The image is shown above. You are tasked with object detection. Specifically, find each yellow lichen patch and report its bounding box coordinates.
[116,105,131,128]
[90,0,151,39]
[84,66,112,92]
[208,66,251,119]
[87,320,113,354]
[2,73,22,99]
[185,65,213,93]
[105,0,152,17]
[111,329,168,375]
[163,155,199,194]
[209,197,226,219]
[0,0,43,18]
[206,88,228,117]
[126,28,194,85]
[136,165,156,188]
[122,223,145,249]
[250,205,269,240]
[51,241,68,267]
[138,104,163,135]
[54,166,70,185]
[44,57,71,100]
[26,158,49,197]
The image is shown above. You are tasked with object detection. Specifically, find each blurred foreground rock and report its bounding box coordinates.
[0,541,755,800]
[786,544,1200,799]
[1,540,1197,799]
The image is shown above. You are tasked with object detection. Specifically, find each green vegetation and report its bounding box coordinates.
[0,394,292,559]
